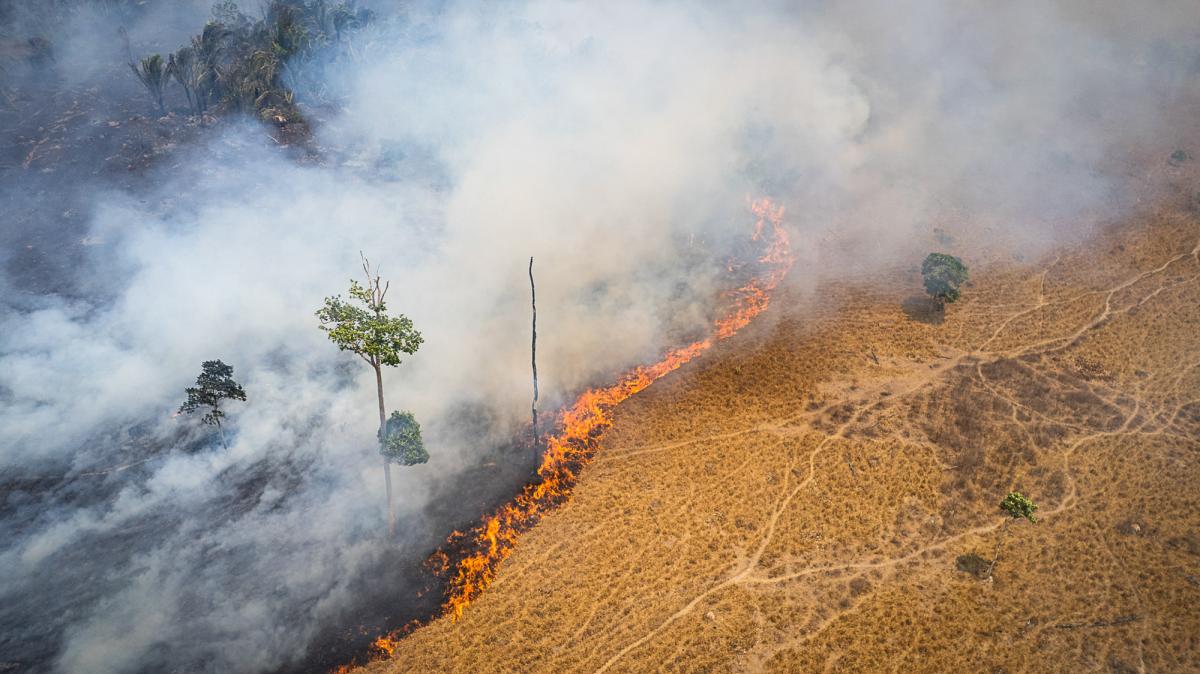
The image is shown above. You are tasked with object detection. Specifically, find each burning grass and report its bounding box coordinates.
[360,203,1200,673]
[362,198,795,657]
[436,198,793,621]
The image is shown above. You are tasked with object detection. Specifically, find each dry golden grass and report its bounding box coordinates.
[367,194,1200,672]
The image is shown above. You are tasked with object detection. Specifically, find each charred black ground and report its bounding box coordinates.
[277,436,543,674]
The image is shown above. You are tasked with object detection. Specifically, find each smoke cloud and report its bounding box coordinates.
[1,0,1197,671]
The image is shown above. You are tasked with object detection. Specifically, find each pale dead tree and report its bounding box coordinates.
[529,256,539,466]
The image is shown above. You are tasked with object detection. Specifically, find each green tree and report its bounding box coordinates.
[380,410,429,466]
[985,491,1038,578]
[178,359,247,449]
[921,252,969,308]
[130,53,168,115]
[316,254,423,535]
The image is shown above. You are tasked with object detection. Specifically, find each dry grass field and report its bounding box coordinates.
[366,174,1200,672]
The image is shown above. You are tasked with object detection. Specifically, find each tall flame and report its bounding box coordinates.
[363,198,793,661]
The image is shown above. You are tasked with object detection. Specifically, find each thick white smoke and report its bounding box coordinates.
[1,1,1197,671]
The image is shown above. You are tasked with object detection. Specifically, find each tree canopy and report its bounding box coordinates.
[921,252,969,305]
[379,410,428,466]
[999,491,1039,523]
[315,279,423,368]
[178,359,247,427]
[130,53,168,115]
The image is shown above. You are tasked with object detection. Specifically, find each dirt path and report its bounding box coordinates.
[594,229,1200,673]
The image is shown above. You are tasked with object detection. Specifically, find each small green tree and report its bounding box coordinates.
[985,491,1038,578]
[316,254,423,535]
[130,54,168,115]
[178,360,247,449]
[380,410,429,466]
[921,252,969,308]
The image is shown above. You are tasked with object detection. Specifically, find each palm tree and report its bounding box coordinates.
[168,47,198,114]
[130,54,168,115]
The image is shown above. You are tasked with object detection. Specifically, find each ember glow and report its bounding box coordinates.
[362,198,794,659]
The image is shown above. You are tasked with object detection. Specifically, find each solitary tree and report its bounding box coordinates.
[316,254,423,535]
[380,410,429,466]
[921,252,969,309]
[985,491,1039,578]
[178,359,247,449]
[130,53,169,115]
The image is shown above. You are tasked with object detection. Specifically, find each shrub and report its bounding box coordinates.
[921,252,969,307]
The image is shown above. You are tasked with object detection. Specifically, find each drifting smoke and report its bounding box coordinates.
[1,0,1197,672]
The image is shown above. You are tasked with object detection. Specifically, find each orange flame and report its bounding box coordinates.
[439,197,792,621]
[365,617,421,662]
[354,198,793,665]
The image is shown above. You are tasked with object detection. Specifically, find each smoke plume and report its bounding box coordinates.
[1,0,1197,671]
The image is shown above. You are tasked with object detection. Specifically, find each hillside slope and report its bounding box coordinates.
[367,195,1200,672]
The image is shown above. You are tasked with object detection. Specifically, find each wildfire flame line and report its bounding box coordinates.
[367,198,792,658]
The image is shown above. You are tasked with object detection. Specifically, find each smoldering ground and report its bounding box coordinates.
[2,0,1198,672]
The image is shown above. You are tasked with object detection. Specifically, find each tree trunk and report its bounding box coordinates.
[529,257,539,468]
[985,519,1011,579]
[216,420,228,450]
[374,363,394,537]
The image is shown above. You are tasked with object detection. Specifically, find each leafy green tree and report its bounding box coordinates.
[921,252,969,308]
[130,54,168,115]
[380,410,429,466]
[316,254,423,534]
[985,491,1038,578]
[178,360,247,449]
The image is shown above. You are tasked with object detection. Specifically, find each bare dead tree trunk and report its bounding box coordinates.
[529,257,539,467]
[375,361,394,536]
